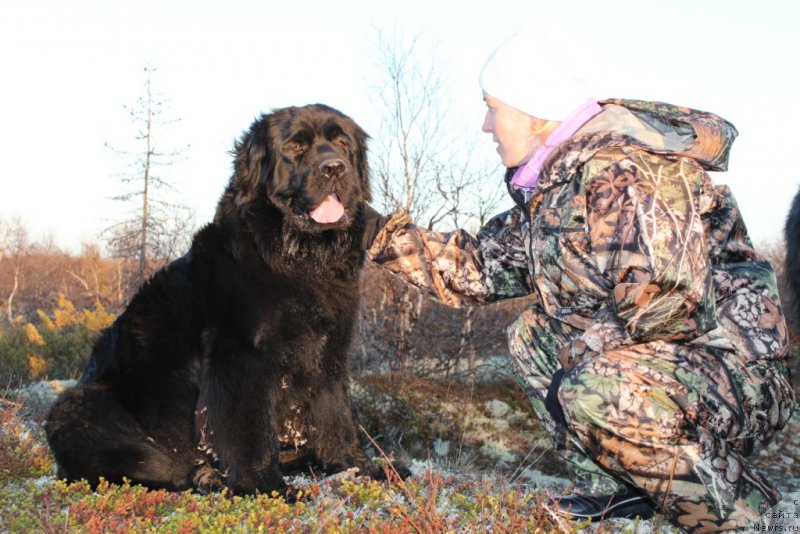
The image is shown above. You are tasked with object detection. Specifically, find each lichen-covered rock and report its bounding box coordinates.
[350,374,569,478]
[11,380,76,420]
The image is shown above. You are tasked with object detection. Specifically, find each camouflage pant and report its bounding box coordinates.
[508,304,795,533]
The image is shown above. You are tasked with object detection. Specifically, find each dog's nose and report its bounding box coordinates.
[319,159,346,180]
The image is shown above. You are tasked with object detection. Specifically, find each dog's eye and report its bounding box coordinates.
[290,143,305,154]
[334,138,349,150]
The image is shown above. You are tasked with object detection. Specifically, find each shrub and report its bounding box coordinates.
[0,295,115,385]
[0,326,30,385]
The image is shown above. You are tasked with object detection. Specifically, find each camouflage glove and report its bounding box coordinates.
[367,209,413,254]
[557,305,632,370]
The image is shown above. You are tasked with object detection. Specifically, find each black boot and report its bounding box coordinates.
[547,485,656,520]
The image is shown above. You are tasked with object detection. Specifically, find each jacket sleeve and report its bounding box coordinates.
[702,184,789,361]
[366,206,533,308]
[560,150,718,364]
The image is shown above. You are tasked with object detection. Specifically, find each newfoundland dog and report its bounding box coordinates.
[45,104,401,497]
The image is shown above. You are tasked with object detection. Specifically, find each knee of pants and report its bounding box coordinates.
[557,363,683,442]
[557,368,611,431]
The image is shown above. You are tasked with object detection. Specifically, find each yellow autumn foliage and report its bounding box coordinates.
[27,354,48,380]
[82,303,115,334]
[23,323,45,346]
[35,294,115,335]
[53,294,79,330]
[36,310,56,332]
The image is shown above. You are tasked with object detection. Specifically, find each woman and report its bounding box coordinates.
[364,27,795,532]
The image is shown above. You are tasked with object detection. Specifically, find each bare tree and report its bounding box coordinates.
[0,216,29,324]
[430,138,507,231]
[369,29,504,231]
[359,29,514,379]
[67,243,127,310]
[105,67,194,292]
[370,29,445,226]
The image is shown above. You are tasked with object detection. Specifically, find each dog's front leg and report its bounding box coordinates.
[305,380,381,477]
[199,351,288,496]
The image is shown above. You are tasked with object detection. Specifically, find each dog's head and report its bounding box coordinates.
[231,104,370,233]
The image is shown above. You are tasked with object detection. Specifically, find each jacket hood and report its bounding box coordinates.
[583,99,739,172]
[503,99,740,209]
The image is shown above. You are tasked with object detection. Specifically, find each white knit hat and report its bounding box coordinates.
[480,25,596,122]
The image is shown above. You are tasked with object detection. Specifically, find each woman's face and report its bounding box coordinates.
[482,93,555,167]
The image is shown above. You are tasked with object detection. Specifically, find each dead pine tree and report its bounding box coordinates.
[104,67,194,295]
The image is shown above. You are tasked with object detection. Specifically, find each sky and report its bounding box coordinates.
[1,0,798,253]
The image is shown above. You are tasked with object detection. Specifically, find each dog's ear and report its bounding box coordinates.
[231,114,274,204]
[352,125,371,203]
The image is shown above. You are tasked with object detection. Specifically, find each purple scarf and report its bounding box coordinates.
[511,99,603,192]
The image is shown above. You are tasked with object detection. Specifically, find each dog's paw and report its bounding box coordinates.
[387,461,412,481]
[351,455,410,482]
[267,485,311,504]
[322,466,362,482]
[191,463,225,494]
[369,460,411,482]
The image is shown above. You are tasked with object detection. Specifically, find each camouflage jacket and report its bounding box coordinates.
[368,99,789,364]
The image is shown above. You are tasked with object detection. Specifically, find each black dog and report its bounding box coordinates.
[785,186,800,329]
[45,104,402,496]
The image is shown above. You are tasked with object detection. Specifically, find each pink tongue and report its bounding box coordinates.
[309,194,345,223]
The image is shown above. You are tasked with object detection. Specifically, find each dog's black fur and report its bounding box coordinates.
[785,187,800,330]
[45,104,400,496]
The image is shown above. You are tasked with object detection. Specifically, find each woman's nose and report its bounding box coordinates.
[482,112,492,133]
